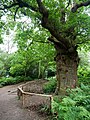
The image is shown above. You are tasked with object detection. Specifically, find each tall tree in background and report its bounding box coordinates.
[0,0,90,94]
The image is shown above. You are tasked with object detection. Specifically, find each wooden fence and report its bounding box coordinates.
[17,82,53,110]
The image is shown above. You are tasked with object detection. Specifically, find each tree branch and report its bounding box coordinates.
[34,40,49,44]
[14,7,19,21]
[0,0,39,23]
[16,0,38,12]
[0,8,4,10]
[36,0,48,17]
[48,36,67,49]
[66,0,71,8]
[36,0,72,49]
[0,0,38,12]
[71,0,90,12]
[0,3,18,10]
[3,3,18,9]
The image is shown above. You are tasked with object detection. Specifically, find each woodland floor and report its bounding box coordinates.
[0,80,51,120]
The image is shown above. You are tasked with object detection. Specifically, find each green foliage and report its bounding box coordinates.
[43,77,57,94]
[77,49,90,85]
[52,84,90,120]
[78,66,90,85]
[10,64,24,76]
[78,77,90,86]
[39,104,51,116]
[78,65,90,85]
[1,0,90,49]
[0,77,16,86]
[9,37,55,78]
[0,76,32,86]
[0,0,90,97]
[0,49,13,77]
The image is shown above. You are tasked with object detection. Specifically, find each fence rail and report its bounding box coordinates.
[17,82,53,110]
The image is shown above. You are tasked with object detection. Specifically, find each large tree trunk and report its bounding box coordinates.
[55,44,79,95]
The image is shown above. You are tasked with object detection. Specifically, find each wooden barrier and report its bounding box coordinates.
[17,82,53,110]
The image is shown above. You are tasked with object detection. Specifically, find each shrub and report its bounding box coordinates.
[0,76,32,86]
[78,67,90,85]
[0,77,16,86]
[43,77,57,93]
[52,84,90,120]
[78,77,90,86]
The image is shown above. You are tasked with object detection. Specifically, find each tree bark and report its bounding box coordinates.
[38,61,41,79]
[54,44,79,95]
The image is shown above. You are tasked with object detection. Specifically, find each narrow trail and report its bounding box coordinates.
[0,84,49,120]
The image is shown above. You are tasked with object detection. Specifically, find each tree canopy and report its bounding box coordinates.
[0,0,90,94]
[0,0,90,49]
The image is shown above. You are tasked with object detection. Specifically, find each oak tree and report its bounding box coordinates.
[0,0,90,94]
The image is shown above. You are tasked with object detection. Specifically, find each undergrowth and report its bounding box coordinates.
[0,76,32,87]
[52,83,90,120]
[43,77,57,94]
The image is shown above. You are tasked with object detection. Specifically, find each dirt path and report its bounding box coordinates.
[0,83,49,120]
